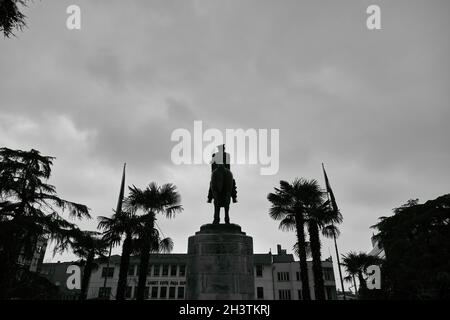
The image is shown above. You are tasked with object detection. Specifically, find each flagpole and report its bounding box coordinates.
[333,231,346,300]
[322,163,346,300]
[101,163,126,299]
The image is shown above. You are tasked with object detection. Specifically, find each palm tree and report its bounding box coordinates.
[0,148,90,299]
[306,200,342,300]
[56,230,108,300]
[268,178,317,300]
[125,183,182,300]
[133,219,173,299]
[97,210,141,300]
[341,251,381,297]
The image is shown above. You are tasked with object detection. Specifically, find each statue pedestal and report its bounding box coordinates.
[186,223,255,300]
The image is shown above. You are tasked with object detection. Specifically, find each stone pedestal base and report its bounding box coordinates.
[186,223,255,300]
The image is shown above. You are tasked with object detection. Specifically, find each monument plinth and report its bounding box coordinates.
[187,144,254,299]
[186,223,255,300]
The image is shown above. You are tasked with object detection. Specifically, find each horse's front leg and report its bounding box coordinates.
[224,205,230,224]
[213,203,220,224]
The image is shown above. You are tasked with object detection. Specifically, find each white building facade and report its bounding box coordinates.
[82,244,337,300]
[87,253,187,300]
[254,245,337,300]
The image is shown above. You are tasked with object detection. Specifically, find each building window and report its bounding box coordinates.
[296,272,300,281]
[256,265,263,277]
[169,286,176,299]
[256,287,264,299]
[144,286,149,299]
[323,268,335,281]
[128,265,135,276]
[298,290,302,300]
[160,286,167,299]
[278,289,291,300]
[179,264,186,277]
[177,286,185,299]
[170,265,177,276]
[148,265,153,275]
[101,267,114,278]
[151,286,158,299]
[125,286,133,299]
[162,265,169,276]
[98,287,111,299]
[277,272,290,282]
[153,265,160,277]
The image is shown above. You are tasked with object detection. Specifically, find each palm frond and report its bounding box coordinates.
[158,237,174,254]
[322,224,340,238]
[278,215,296,232]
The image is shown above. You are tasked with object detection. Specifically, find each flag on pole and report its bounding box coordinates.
[322,163,346,300]
[322,163,339,215]
[116,163,126,215]
[102,163,126,299]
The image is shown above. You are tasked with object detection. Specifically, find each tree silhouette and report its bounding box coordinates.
[372,195,450,299]
[0,147,90,299]
[98,210,142,300]
[0,0,31,37]
[268,179,314,300]
[55,229,108,300]
[306,197,342,300]
[125,183,182,300]
[341,251,382,298]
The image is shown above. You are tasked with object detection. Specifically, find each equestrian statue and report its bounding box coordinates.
[207,144,237,224]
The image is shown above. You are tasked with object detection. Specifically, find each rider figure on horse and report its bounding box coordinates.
[207,144,237,224]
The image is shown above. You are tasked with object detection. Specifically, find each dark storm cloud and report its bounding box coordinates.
[1,0,449,278]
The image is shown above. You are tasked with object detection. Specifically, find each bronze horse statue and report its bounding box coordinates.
[208,164,236,224]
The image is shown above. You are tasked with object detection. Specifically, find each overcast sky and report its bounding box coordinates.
[1,0,449,288]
